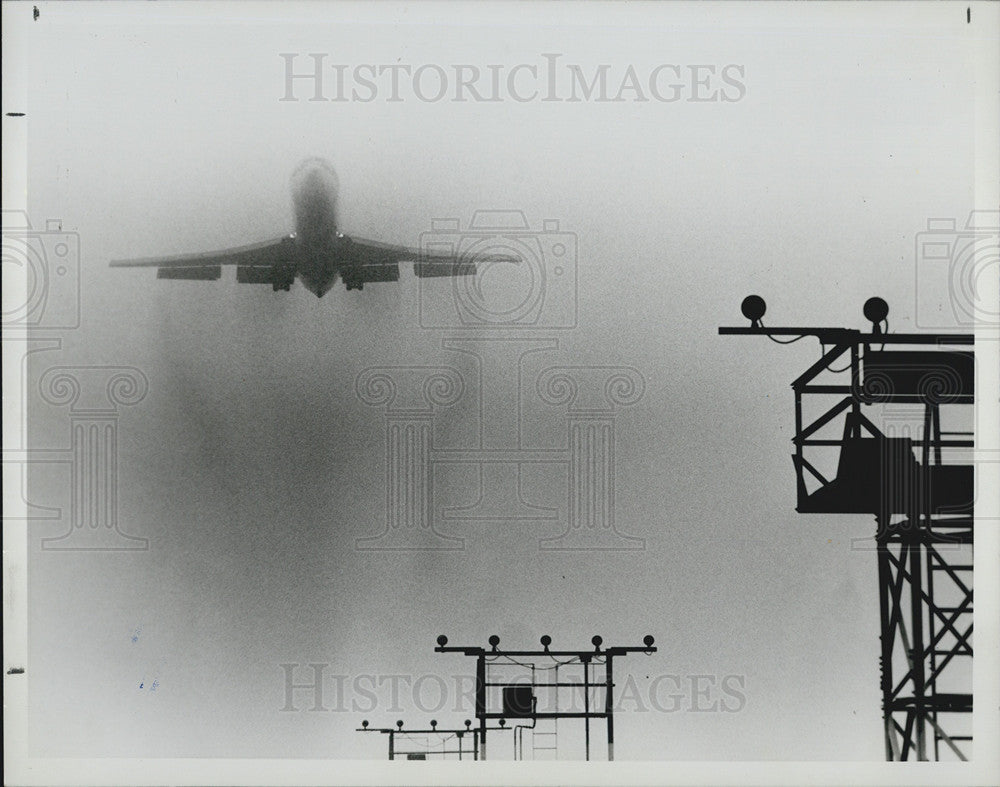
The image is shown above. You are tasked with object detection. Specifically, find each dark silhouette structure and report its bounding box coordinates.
[355,718,508,761]
[434,634,656,761]
[720,297,974,761]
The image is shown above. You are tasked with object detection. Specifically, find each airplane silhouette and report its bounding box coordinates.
[110,157,517,297]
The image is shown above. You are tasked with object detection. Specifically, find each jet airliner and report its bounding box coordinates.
[110,158,516,296]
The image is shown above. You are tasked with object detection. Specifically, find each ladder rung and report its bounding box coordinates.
[932,649,973,656]
[932,564,973,570]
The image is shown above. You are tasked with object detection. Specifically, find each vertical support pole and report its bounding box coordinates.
[876,514,896,761]
[931,403,942,466]
[388,731,395,761]
[794,388,806,505]
[925,402,940,761]
[927,549,939,763]
[605,655,615,761]
[921,404,933,518]
[851,343,862,419]
[909,518,927,761]
[477,654,487,761]
[794,389,802,440]
[583,656,590,761]
[910,402,932,761]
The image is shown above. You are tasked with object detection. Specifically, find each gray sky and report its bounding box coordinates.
[12,0,993,767]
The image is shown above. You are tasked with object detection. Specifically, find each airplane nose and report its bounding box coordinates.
[293,157,338,189]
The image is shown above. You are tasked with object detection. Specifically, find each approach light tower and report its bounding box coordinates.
[434,634,657,761]
[720,296,975,761]
[356,718,508,761]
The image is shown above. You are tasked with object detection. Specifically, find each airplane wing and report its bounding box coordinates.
[110,236,296,286]
[343,235,518,287]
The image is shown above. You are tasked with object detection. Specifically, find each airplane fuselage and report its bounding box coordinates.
[111,156,488,295]
[290,158,344,297]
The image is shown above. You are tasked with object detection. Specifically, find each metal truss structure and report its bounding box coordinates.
[355,718,506,761]
[720,297,975,760]
[434,634,656,761]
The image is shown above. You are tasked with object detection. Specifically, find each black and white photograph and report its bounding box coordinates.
[3,2,999,785]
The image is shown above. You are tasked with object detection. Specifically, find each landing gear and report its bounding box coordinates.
[271,264,296,291]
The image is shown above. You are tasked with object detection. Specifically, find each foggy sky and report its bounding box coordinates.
[14,0,992,767]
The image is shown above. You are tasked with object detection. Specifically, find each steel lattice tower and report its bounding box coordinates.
[720,296,974,761]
